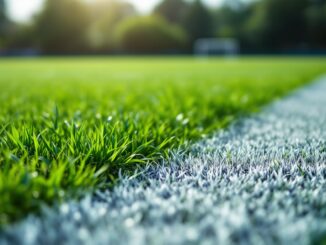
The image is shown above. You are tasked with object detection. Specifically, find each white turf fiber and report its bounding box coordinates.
[1,76,326,245]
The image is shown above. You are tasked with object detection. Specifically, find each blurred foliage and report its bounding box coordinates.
[115,16,187,53]
[154,0,189,25]
[183,0,214,44]
[1,0,326,53]
[34,0,90,53]
[217,0,326,52]
[214,4,252,39]
[1,57,326,224]
[87,1,136,51]
[244,0,308,50]
[0,0,8,47]
[305,2,326,47]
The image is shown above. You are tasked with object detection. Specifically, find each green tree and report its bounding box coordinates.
[305,1,326,47]
[35,0,90,53]
[0,0,5,21]
[154,0,189,24]
[87,0,136,51]
[245,0,309,50]
[0,0,8,46]
[215,4,252,38]
[115,15,187,53]
[183,0,214,44]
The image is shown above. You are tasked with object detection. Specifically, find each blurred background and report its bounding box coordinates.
[0,0,326,55]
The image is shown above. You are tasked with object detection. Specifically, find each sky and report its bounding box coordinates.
[6,0,222,23]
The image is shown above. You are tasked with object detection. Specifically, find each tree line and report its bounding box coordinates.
[0,0,326,54]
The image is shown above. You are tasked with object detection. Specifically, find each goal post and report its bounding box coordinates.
[194,38,240,56]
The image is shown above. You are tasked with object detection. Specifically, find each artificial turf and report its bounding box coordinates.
[0,57,325,225]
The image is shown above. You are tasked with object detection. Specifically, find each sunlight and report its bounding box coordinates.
[7,0,155,22]
[7,0,43,22]
[7,0,222,22]
[126,0,160,13]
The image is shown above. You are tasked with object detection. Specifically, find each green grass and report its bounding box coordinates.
[0,57,325,225]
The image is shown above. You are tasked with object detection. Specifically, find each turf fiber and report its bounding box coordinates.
[0,57,325,225]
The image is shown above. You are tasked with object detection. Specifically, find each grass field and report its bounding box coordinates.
[0,57,326,225]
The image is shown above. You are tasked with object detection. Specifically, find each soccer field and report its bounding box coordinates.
[0,57,326,225]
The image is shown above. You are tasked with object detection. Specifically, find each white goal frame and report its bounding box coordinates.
[194,38,240,56]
